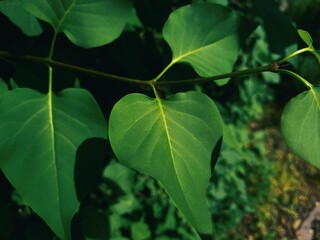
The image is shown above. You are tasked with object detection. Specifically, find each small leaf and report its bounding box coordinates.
[281,87,320,168]
[298,29,313,48]
[203,0,228,5]
[103,159,135,194]
[0,0,42,36]
[0,88,108,239]
[0,78,9,94]
[22,0,133,48]
[297,29,320,64]
[131,221,151,240]
[9,78,19,90]
[109,91,223,234]
[163,3,256,77]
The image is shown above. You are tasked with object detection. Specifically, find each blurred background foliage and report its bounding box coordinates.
[1,0,320,239]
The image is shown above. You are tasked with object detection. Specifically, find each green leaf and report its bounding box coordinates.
[297,29,320,64]
[162,3,256,78]
[281,87,320,168]
[103,159,135,194]
[0,88,108,240]
[215,79,229,86]
[298,29,313,47]
[0,78,9,94]
[22,0,133,48]
[109,91,223,234]
[195,0,228,5]
[0,0,42,36]
[131,221,151,240]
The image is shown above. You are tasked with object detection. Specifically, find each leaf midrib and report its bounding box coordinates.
[49,1,78,235]
[155,96,196,222]
[155,97,174,166]
[172,32,233,64]
[55,0,77,32]
[48,91,67,238]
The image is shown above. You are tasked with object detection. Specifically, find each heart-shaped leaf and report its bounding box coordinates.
[0,88,108,240]
[109,91,223,234]
[281,87,320,168]
[0,0,42,36]
[162,3,256,78]
[22,0,133,48]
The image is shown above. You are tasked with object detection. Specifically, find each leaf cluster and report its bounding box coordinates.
[0,0,319,239]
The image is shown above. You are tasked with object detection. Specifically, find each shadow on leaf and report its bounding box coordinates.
[74,138,108,202]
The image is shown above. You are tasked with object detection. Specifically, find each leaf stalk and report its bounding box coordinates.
[0,51,149,85]
[277,69,313,89]
[276,47,312,65]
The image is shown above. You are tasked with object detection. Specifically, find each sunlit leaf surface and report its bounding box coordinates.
[163,3,255,78]
[0,88,107,239]
[22,0,133,47]
[281,87,320,168]
[109,91,223,234]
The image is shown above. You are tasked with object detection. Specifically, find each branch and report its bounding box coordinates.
[156,64,275,85]
[0,51,150,85]
[0,51,275,86]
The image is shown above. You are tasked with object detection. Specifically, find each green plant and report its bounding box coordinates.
[0,1,319,239]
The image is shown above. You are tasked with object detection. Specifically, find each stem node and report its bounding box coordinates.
[271,63,279,72]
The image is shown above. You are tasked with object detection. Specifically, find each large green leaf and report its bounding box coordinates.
[162,3,255,78]
[109,91,223,234]
[0,88,107,240]
[0,0,42,36]
[22,0,133,48]
[281,87,320,168]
